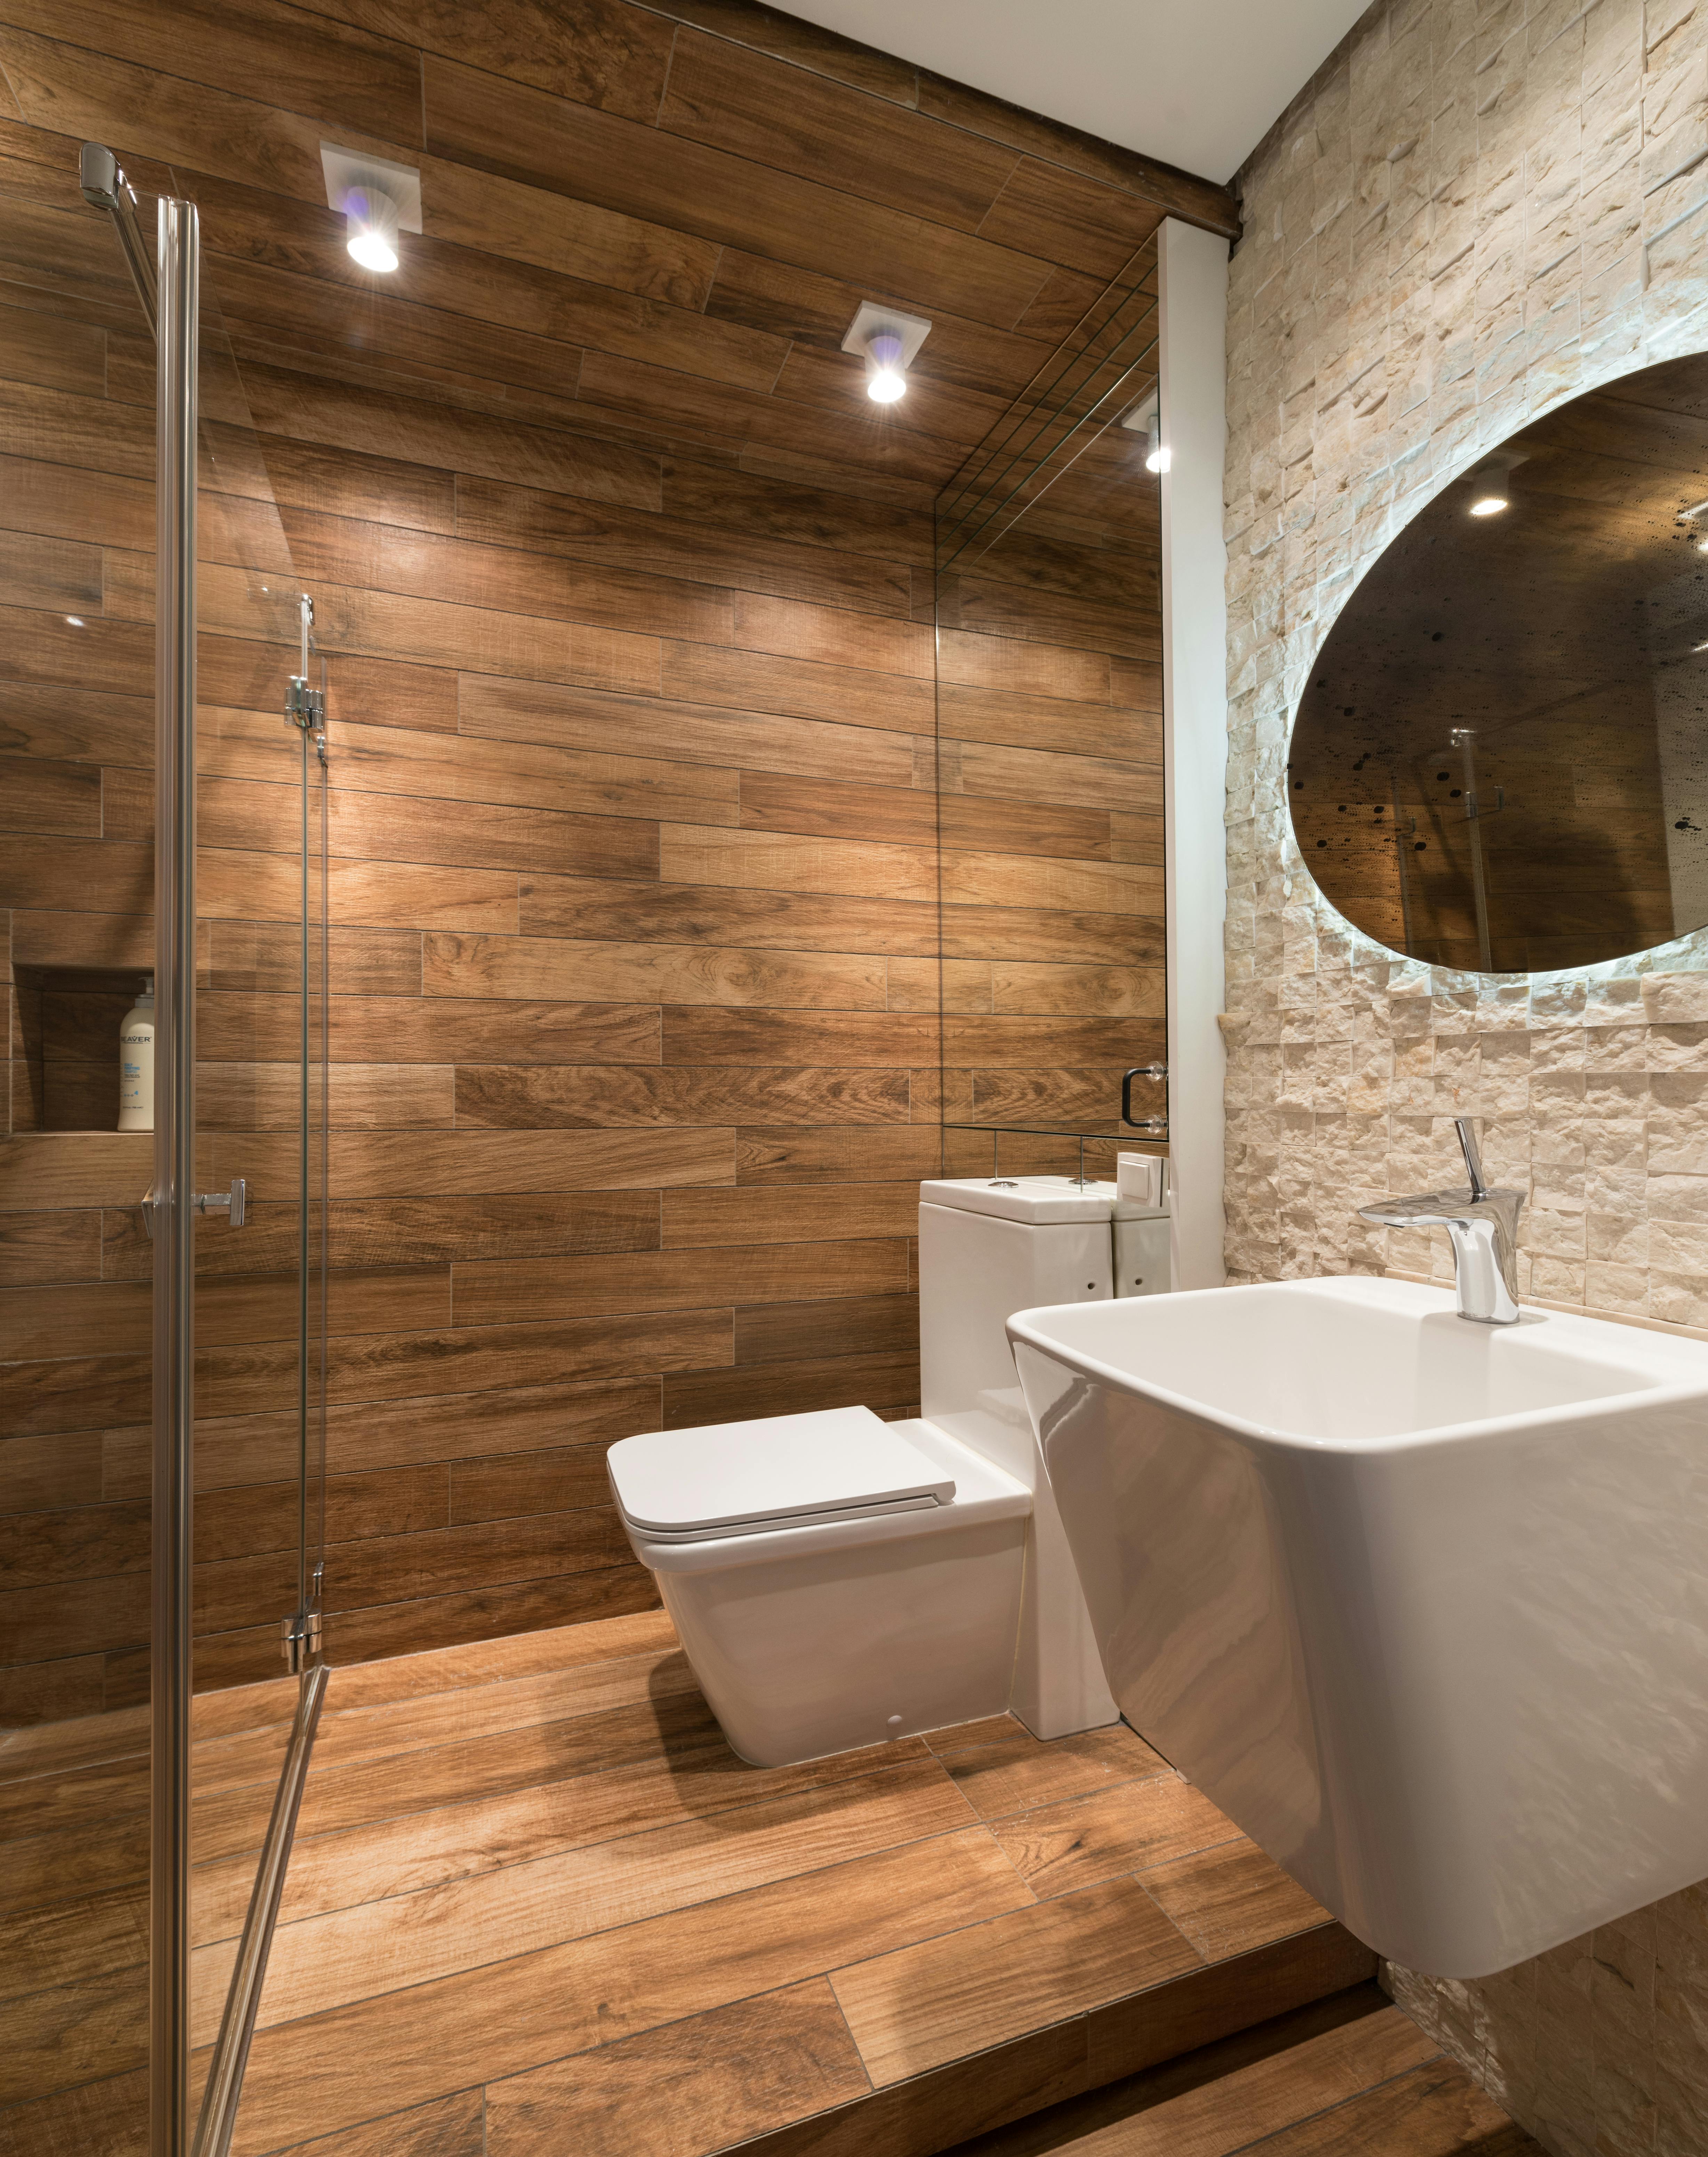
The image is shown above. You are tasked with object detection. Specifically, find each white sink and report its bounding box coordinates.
[1008,1274,1708,1978]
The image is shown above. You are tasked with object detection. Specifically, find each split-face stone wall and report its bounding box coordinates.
[1225,2,1708,2150]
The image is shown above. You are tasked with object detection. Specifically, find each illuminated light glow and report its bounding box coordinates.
[344,184,401,273]
[864,328,906,404]
[1469,494,1508,516]
[1145,443,1172,474]
[347,225,398,272]
[65,615,84,627]
[842,303,929,412]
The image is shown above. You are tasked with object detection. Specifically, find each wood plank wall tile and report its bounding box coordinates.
[0,0,1202,1712]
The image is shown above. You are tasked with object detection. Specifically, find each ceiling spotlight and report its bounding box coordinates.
[65,615,84,628]
[841,300,932,407]
[320,143,422,277]
[865,332,906,402]
[344,185,400,272]
[1469,494,1508,516]
[1121,391,1170,473]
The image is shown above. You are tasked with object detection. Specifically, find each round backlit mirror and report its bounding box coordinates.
[1289,353,1708,974]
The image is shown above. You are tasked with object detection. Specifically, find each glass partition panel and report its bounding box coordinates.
[933,239,1168,1182]
[185,259,330,2132]
[0,157,161,2151]
[0,150,328,2150]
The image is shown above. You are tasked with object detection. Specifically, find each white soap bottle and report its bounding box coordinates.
[118,975,155,1132]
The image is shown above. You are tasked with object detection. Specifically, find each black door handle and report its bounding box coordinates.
[1122,1065,1168,1126]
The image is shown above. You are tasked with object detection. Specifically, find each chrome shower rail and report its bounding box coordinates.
[153,181,201,2157]
[82,144,203,2157]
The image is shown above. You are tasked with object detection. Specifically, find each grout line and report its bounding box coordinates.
[654,23,680,127]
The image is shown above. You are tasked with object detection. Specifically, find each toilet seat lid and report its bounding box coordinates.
[607,1406,955,1539]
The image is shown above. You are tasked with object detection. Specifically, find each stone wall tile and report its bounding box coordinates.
[1229,1,1708,2141]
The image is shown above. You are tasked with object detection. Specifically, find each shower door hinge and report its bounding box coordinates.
[283,1563,324,1672]
[285,676,326,731]
[282,1602,322,1673]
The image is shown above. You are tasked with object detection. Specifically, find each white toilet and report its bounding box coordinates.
[607,1171,1170,1767]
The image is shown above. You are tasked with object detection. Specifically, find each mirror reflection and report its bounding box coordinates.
[1288,352,1708,973]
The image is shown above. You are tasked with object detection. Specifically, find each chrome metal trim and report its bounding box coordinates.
[192,1177,248,1226]
[79,142,158,328]
[151,188,199,2157]
[192,1666,328,2157]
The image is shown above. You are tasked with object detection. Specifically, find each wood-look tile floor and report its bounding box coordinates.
[940,1983,1541,2156]
[191,1609,1372,2157]
[0,1669,304,2148]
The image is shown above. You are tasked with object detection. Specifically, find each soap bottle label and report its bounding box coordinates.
[119,981,155,1132]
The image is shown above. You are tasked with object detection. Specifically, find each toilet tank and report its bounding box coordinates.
[918,1175,1168,1490]
[918,1173,1168,1739]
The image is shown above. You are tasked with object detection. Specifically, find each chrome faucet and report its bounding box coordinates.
[1358,1117,1524,1325]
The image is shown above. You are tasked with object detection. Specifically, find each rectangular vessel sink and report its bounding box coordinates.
[1007,1275,1708,1978]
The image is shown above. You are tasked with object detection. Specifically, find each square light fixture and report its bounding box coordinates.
[841,301,932,404]
[320,143,422,273]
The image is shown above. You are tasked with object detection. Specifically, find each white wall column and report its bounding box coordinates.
[1159,216,1230,1291]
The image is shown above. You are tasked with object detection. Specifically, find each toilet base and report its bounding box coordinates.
[655,1512,1028,1767]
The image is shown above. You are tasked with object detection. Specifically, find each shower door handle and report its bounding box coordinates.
[1121,1064,1169,1130]
[140,1177,248,1238]
[196,1177,248,1227]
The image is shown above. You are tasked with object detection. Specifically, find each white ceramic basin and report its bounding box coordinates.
[1007,1275,1708,1978]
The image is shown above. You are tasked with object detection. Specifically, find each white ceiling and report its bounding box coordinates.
[780,0,1370,185]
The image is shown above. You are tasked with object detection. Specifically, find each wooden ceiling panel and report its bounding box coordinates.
[296,0,678,119]
[655,0,918,100]
[0,0,426,147]
[421,52,1063,333]
[658,26,1022,235]
[977,161,1165,282]
[0,1,1234,513]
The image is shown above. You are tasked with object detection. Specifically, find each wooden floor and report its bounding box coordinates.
[0,1666,303,2146]
[2,1610,1533,2157]
[940,1985,1540,2156]
[210,1609,1368,2156]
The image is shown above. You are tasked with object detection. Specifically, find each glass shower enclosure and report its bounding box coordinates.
[930,236,1170,1182]
[0,151,328,2155]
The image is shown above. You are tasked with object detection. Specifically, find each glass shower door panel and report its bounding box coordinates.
[0,175,158,2148]
[186,322,329,2100]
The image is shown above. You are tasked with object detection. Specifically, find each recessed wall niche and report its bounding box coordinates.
[11,964,149,1133]
[1288,349,1708,976]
